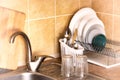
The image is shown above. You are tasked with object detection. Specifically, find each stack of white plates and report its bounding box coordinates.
[69,8,97,36]
[68,8,106,50]
[82,17,105,43]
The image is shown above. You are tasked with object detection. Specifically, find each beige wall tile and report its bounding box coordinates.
[114,0,120,15]
[92,0,113,13]
[28,18,55,56]
[29,0,55,19]
[56,0,79,15]
[79,0,91,8]
[0,0,27,13]
[55,15,72,54]
[92,0,120,42]
[24,22,29,33]
[55,16,72,38]
[113,16,120,41]
[97,13,113,39]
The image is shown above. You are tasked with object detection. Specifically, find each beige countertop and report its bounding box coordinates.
[88,63,120,80]
[38,58,109,80]
[1,58,120,80]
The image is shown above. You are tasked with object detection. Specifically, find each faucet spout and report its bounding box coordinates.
[9,31,32,63]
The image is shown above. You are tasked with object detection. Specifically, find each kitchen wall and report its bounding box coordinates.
[92,0,120,42]
[0,0,91,69]
[1,0,120,69]
[25,0,91,58]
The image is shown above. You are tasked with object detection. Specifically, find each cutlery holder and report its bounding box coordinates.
[59,39,84,66]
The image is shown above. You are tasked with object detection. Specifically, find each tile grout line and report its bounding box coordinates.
[111,0,114,49]
[54,0,56,55]
[27,0,30,36]
[96,12,120,17]
[112,0,114,41]
[26,16,55,22]
[90,0,92,7]
[78,0,80,8]
[25,14,72,22]
[97,12,113,16]
[56,14,72,17]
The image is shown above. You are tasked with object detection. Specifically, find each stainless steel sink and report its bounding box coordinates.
[0,71,55,80]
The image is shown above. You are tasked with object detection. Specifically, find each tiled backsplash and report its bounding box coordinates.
[0,0,91,69]
[27,0,91,57]
[26,0,91,57]
[0,0,120,69]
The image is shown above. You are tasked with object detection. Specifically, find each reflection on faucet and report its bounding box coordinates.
[9,31,54,72]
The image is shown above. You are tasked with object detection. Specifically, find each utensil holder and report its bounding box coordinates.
[59,39,84,66]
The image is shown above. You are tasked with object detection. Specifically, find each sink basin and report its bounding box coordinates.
[0,72,55,80]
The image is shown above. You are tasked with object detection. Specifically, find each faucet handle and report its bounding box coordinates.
[29,55,55,72]
[34,55,55,61]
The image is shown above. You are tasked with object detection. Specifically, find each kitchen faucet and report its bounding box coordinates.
[9,31,54,72]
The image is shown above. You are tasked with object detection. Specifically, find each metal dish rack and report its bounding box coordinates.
[76,39,120,68]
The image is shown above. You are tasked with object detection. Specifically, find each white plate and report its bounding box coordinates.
[77,14,98,42]
[82,18,105,43]
[85,23,106,43]
[84,28,106,51]
[86,28,106,44]
[69,8,97,35]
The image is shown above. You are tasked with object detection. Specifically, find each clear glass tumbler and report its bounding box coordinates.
[61,55,74,78]
[75,55,88,79]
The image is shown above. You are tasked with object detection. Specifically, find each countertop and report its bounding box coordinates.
[38,58,107,80]
[88,62,120,80]
[1,58,120,80]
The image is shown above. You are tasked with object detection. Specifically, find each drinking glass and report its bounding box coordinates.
[75,55,88,79]
[61,55,74,78]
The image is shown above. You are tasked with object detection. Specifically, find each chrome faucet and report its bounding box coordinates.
[9,31,54,72]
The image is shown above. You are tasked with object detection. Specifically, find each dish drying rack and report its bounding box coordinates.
[76,39,120,68]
